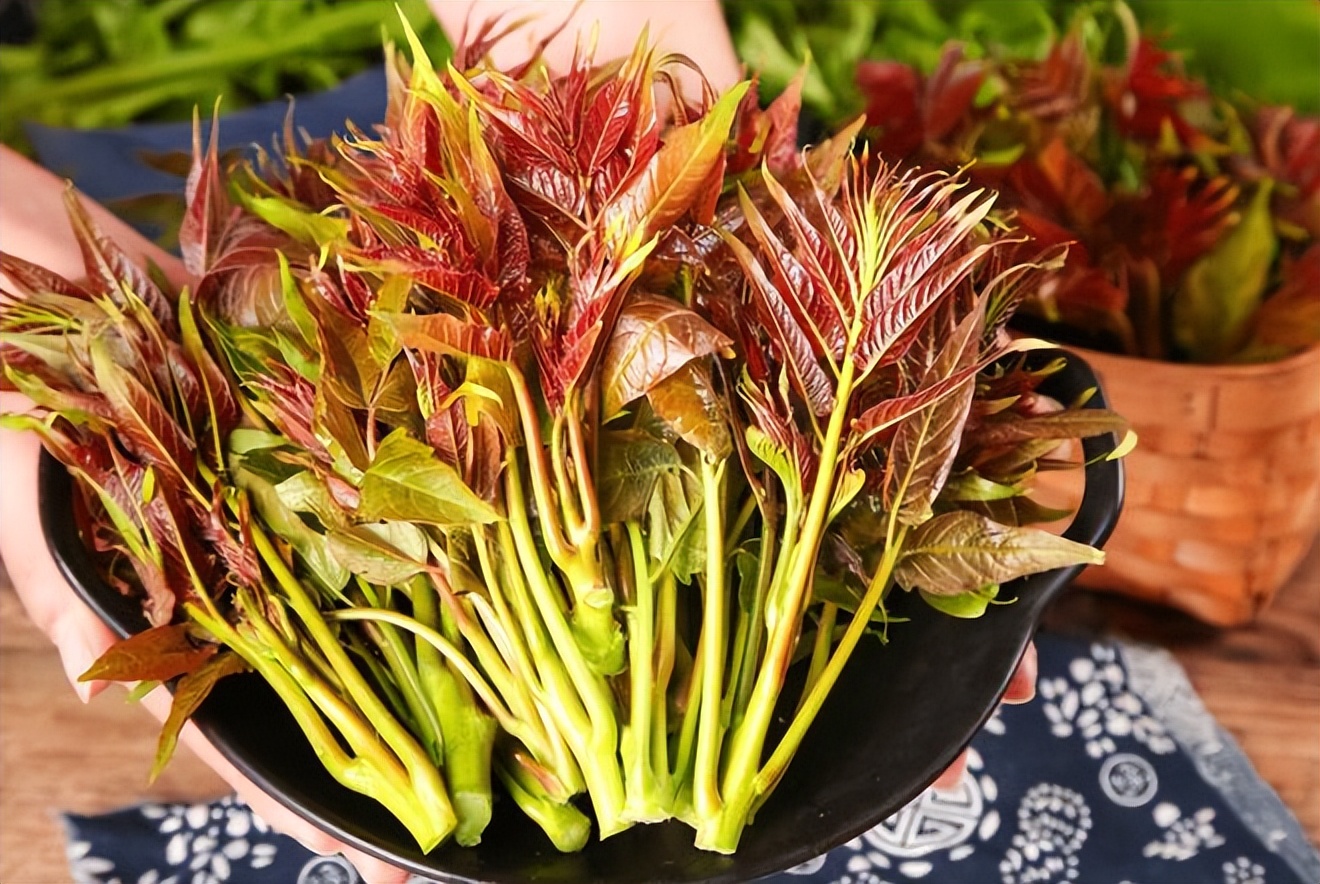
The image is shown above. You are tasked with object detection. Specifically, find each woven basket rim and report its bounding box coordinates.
[1063,339,1320,379]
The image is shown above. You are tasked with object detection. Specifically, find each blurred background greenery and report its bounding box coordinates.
[724,0,1320,124]
[2,0,1314,153]
[0,0,450,153]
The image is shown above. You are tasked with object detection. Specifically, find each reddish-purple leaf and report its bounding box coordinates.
[605,83,749,240]
[885,302,985,524]
[63,191,177,336]
[383,311,513,361]
[921,45,986,143]
[718,223,836,416]
[80,624,217,683]
[359,244,500,310]
[762,67,805,174]
[90,338,196,485]
[196,484,261,589]
[856,190,998,372]
[0,253,91,300]
[600,291,733,418]
[853,332,1039,450]
[180,110,235,277]
[151,650,248,782]
[740,180,848,361]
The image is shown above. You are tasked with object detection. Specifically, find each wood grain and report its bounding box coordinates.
[0,579,229,883]
[2,539,1316,882]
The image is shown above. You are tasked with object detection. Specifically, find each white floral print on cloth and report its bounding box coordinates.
[998,783,1092,884]
[61,633,1320,884]
[1142,802,1226,860]
[64,795,280,884]
[1039,643,1177,759]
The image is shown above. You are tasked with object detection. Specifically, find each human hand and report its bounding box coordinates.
[429,0,743,92]
[931,642,1039,791]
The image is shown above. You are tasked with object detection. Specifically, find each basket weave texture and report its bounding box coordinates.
[1071,343,1320,626]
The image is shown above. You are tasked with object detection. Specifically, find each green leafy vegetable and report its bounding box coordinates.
[0,22,1126,858]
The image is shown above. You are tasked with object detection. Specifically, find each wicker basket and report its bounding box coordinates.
[1067,343,1320,626]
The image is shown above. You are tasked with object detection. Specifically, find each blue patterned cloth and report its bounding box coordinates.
[62,632,1320,884]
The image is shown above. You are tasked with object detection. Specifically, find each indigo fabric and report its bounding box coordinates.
[25,66,389,245]
[26,67,388,206]
[62,632,1320,884]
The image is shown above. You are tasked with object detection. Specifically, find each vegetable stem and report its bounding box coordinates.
[504,460,629,838]
[248,524,455,847]
[693,457,728,822]
[800,602,838,706]
[621,521,668,822]
[698,358,857,852]
[410,576,496,846]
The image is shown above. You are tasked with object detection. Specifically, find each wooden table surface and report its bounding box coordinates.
[2,542,1317,883]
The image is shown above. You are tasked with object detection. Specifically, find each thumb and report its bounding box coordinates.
[48,604,118,702]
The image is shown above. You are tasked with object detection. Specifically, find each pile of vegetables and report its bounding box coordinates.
[730,0,1320,363]
[0,27,1125,855]
[0,0,449,152]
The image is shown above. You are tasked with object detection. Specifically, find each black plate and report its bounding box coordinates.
[41,351,1123,884]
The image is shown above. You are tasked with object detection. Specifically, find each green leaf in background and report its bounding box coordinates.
[358,429,501,527]
[725,0,1320,126]
[1173,180,1278,363]
[1129,0,1320,113]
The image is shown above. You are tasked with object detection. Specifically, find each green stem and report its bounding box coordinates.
[693,458,728,822]
[185,601,353,770]
[551,412,586,538]
[566,398,602,541]
[359,604,444,765]
[186,599,451,851]
[493,522,586,796]
[329,609,517,731]
[344,628,409,728]
[669,635,704,820]
[504,461,628,838]
[561,547,625,675]
[725,511,778,734]
[507,367,571,562]
[800,603,838,708]
[724,493,758,556]
[508,371,622,674]
[621,521,668,823]
[248,524,454,841]
[496,751,592,853]
[433,577,566,782]
[745,535,906,824]
[472,528,539,693]
[652,570,678,779]
[410,576,496,847]
[698,358,857,853]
